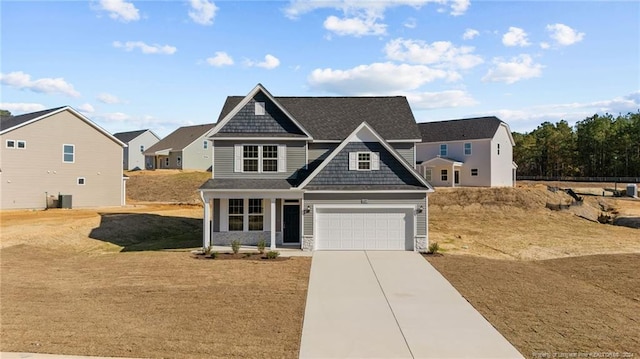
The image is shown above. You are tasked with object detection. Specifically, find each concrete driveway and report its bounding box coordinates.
[299,251,523,359]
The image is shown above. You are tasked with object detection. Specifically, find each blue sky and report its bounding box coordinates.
[2,0,638,137]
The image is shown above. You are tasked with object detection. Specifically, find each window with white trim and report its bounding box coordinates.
[17,140,26,149]
[441,169,448,181]
[471,168,478,176]
[248,199,263,231]
[243,145,259,172]
[235,144,285,173]
[77,177,86,185]
[6,140,15,148]
[203,140,208,149]
[255,102,266,115]
[262,145,278,172]
[440,144,447,157]
[424,168,432,182]
[164,157,169,167]
[358,152,371,170]
[349,151,379,171]
[63,144,75,163]
[464,142,472,156]
[228,199,244,231]
[140,145,144,152]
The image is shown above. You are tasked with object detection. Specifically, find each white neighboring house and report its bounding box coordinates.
[0,106,127,209]
[142,124,215,170]
[416,117,517,187]
[113,129,161,170]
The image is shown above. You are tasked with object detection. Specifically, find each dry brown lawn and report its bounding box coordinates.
[125,170,211,203]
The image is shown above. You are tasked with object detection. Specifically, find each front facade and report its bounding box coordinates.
[113,129,161,170]
[0,107,126,209]
[416,117,516,187]
[143,124,214,170]
[199,84,433,252]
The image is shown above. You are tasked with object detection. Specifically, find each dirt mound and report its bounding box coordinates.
[126,170,210,203]
[430,186,573,210]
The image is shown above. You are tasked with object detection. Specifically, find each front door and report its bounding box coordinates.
[454,170,460,185]
[283,205,300,243]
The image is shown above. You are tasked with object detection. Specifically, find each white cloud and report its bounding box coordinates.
[188,0,218,25]
[546,23,585,46]
[450,0,470,16]
[502,27,530,47]
[113,41,177,55]
[206,51,234,67]
[462,28,479,40]
[245,54,280,69]
[405,90,478,110]
[0,102,46,113]
[403,17,417,29]
[384,38,483,71]
[324,15,386,37]
[77,103,95,113]
[97,93,122,104]
[102,112,131,122]
[97,0,140,22]
[539,42,550,49]
[308,62,454,95]
[0,71,80,97]
[482,55,543,84]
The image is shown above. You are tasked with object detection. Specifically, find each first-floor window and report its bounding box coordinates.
[177,156,182,167]
[248,199,263,231]
[164,157,170,167]
[63,144,75,163]
[471,168,478,176]
[228,199,244,231]
[77,177,86,185]
[424,168,432,182]
[441,169,448,181]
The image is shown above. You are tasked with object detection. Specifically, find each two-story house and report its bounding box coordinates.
[113,129,161,170]
[416,117,517,187]
[143,124,215,170]
[199,84,434,252]
[1,106,126,209]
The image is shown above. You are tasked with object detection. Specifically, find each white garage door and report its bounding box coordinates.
[316,207,413,250]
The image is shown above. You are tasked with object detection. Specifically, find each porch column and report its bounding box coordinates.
[202,195,211,249]
[451,164,455,187]
[270,198,276,250]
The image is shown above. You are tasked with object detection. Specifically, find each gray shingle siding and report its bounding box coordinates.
[303,193,427,236]
[218,93,306,136]
[307,142,423,186]
[213,140,306,179]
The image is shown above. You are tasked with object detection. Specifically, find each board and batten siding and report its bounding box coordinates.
[303,193,427,237]
[0,110,123,209]
[213,140,306,179]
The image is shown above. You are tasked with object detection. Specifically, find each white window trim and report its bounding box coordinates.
[227,198,265,232]
[140,145,144,152]
[440,144,448,157]
[203,140,208,149]
[228,198,244,232]
[63,144,75,163]
[441,169,448,181]
[471,168,478,176]
[6,139,15,148]
[16,140,26,149]
[77,177,86,185]
[235,144,285,173]
[356,151,371,171]
[464,142,472,156]
[248,198,264,231]
[164,157,170,167]
[349,151,380,171]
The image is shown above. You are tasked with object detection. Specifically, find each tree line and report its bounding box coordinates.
[513,112,640,178]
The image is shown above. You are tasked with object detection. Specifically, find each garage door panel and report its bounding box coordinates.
[316,208,413,250]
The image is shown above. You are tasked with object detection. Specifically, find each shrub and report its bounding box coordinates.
[231,239,241,254]
[427,242,440,254]
[257,239,266,254]
[204,246,212,255]
[265,251,280,259]
[210,251,218,259]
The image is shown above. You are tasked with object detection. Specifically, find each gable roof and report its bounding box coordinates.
[217,85,422,141]
[0,106,126,147]
[143,123,214,155]
[297,121,433,191]
[113,129,159,143]
[418,117,504,143]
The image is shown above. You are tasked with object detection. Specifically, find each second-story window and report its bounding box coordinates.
[203,140,208,149]
[464,142,472,155]
[140,145,144,152]
[243,145,259,172]
[63,144,75,163]
[440,144,447,157]
[262,145,278,172]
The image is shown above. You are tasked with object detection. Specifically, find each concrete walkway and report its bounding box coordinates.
[299,251,523,358]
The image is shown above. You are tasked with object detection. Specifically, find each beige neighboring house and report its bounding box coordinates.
[113,129,161,170]
[0,106,127,209]
[416,117,517,187]
[143,123,215,170]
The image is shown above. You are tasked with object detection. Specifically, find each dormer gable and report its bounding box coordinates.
[211,84,312,139]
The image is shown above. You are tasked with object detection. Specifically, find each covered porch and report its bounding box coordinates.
[199,179,305,251]
[418,157,463,187]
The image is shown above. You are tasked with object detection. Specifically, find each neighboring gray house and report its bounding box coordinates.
[416,117,517,187]
[113,129,161,170]
[143,124,215,170]
[0,106,127,209]
[199,84,434,252]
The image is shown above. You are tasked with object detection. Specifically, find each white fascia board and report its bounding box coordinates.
[387,139,422,143]
[305,189,433,194]
[208,136,312,141]
[0,106,127,147]
[297,121,433,191]
[209,84,313,139]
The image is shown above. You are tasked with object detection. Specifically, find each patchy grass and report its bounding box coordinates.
[125,170,210,203]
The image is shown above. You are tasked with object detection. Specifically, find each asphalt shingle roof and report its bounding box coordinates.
[0,107,66,132]
[418,117,503,143]
[113,129,150,144]
[199,178,297,190]
[218,96,421,141]
[144,123,215,154]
